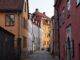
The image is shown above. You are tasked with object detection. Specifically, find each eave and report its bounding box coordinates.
[0,9,23,13]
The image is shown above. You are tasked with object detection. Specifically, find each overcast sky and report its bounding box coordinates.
[29,0,54,18]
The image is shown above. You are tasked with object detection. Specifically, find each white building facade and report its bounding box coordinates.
[27,19,33,52]
[27,14,40,52]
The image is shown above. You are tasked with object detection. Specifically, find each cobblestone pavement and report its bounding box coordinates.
[23,51,53,60]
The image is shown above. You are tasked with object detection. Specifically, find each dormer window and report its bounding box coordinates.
[5,14,15,26]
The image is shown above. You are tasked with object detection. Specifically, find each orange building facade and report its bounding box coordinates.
[0,0,29,58]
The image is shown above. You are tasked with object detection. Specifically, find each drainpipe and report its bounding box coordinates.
[56,8,60,60]
[38,25,40,50]
[17,12,21,60]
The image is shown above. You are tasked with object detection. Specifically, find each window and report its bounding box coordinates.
[33,19,35,22]
[47,33,50,37]
[59,8,65,27]
[62,8,65,24]
[23,2,27,12]
[23,36,27,48]
[5,14,15,26]
[38,22,39,26]
[43,41,46,45]
[77,0,80,5]
[21,18,27,29]
[23,20,26,28]
[47,41,50,45]
[66,37,74,60]
[67,0,71,10]
[66,25,74,60]
[35,20,37,24]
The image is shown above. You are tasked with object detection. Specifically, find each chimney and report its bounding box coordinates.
[35,8,39,13]
[43,12,46,15]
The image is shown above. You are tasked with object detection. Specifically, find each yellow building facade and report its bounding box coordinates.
[41,17,51,49]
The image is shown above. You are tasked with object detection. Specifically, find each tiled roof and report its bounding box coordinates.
[35,12,46,20]
[0,0,24,12]
[32,12,48,28]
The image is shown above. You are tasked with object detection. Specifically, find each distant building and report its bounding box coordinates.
[40,15,51,50]
[31,9,41,51]
[28,13,40,52]
[31,9,52,51]
[32,21,40,51]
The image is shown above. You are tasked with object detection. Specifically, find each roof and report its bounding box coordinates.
[33,12,47,20]
[0,0,24,12]
[31,11,50,28]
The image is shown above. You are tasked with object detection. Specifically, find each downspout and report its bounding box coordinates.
[17,12,22,60]
[56,8,60,60]
[54,0,61,59]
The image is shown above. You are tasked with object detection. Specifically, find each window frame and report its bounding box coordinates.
[5,14,15,26]
[66,25,74,59]
[21,18,27,29]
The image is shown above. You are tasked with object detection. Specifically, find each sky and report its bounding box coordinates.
[29,0,54,18]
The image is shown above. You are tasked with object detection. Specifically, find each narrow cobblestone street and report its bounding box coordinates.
[24,51,53,60]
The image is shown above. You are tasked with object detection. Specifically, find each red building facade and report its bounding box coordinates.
[54,0,80,60]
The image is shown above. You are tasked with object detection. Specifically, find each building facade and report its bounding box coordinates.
[54,0,80,60]
[31,10,41,51]
[31,9,52,51]
[31,21,40,51]
[40,17,51,50]
[0,0,29,59]
[50,16,55,55]
[27,14,33,52]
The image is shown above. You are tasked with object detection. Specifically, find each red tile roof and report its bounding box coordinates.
[34,12,46,21]
[32,12,48,27]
